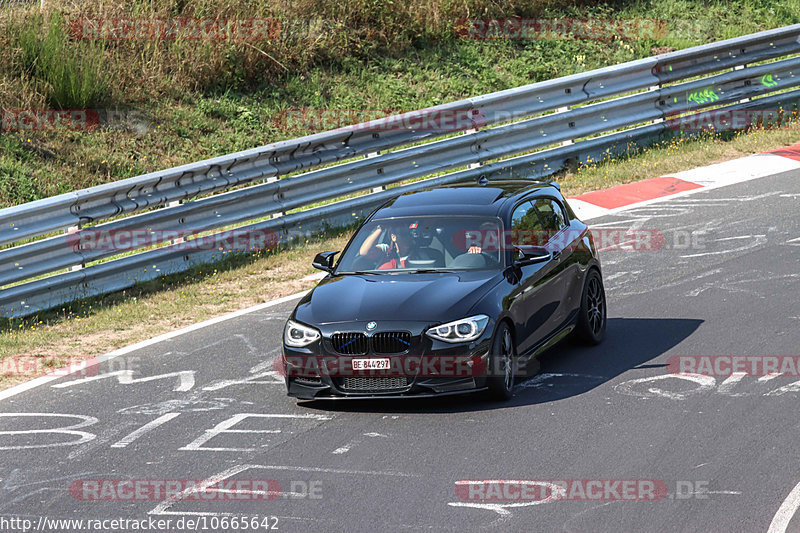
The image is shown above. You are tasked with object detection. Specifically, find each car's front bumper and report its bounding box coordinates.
[286,374,487,400]
[282,320,494,399]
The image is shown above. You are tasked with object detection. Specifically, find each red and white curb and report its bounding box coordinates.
[568,143,800,221]
[300,145,800,281]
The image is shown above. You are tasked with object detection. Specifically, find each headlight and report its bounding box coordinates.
[426,315,489,343]
[284,319,321,347]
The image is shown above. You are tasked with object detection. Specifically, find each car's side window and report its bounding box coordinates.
[533,198,566,232]
[510,201,544,247]
[511,201,543,231]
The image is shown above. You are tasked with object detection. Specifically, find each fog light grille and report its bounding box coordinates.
[341,377,409,391]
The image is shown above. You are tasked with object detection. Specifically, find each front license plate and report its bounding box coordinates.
[352,358,391,370]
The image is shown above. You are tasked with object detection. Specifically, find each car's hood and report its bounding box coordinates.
[293,270,503,325]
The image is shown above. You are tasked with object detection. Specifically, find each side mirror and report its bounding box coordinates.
[513,246,551,266]
[312,251,339,272]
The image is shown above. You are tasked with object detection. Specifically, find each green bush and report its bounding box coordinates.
[15,12,108,109]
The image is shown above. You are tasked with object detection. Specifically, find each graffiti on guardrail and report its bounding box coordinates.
[686,88,720,106]
[761,74,779,88]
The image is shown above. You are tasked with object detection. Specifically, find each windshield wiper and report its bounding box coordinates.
[335,270,381,275]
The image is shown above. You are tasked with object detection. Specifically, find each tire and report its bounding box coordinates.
[575,269,606,345]
[486,322,516,401]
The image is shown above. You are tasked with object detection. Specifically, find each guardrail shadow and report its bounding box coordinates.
[300,317,703,414]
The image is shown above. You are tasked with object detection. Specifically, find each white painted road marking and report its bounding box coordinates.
[242,464,422,477]
[768,481,800,533]
[0,413,98,450]
[331,444,352,455]
[614,373,716,400]
[201,370,283,391]
[448,480,561,516]
[52,370,196,392]
[149,464,256,517]
[110,412,181,448]
[179,413,332,452]
[614,373,800,399]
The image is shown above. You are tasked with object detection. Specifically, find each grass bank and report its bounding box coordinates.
[1,0,799,205]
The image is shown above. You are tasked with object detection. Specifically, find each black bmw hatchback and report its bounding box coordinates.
[281,179,606,401]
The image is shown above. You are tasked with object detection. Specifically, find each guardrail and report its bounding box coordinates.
[2,24,800,317]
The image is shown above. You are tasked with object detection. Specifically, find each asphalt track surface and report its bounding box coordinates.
[1,169,799,533]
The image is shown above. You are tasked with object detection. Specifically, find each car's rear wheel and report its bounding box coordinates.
[486,323,515,401]
[575,269,606,344]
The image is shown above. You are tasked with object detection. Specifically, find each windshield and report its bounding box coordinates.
[335,215,504,273]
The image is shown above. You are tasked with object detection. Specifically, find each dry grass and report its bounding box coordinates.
[0,0,576,105]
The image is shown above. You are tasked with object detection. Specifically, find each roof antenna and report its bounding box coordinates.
[477,175,489,186]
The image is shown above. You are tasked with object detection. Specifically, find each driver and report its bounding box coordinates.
[467,220,501,255]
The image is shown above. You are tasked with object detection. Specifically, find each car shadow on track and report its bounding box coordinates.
[299,317,703,414]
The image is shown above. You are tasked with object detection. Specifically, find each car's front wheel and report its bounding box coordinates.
[486,322,515,401]
[575,269,606,344]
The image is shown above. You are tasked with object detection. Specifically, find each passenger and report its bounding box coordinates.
[358,223,418,269]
